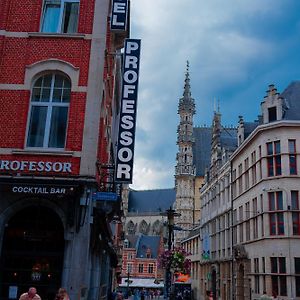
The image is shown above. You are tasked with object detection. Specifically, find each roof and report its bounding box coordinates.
[193,127,212,176]
[243,121,260,139]
[136,235,161,258]
[281,81,300,120]
[125,234,161,259]
[193,126,237,176]
[220,127,237,151]
[128,188,176,213]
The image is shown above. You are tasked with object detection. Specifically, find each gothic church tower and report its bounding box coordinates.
[174,62,196,241]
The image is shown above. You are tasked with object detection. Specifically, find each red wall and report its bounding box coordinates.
[0,0,116,180]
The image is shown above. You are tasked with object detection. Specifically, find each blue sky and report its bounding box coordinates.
[129,0,300,190]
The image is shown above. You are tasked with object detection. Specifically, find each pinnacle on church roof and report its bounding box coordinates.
[178,61,195,114]
[183,60,191,98]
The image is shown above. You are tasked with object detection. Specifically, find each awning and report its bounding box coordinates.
[119,278,164,288]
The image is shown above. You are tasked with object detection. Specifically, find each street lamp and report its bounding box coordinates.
[125,271,132,299]
[161,206,181,299]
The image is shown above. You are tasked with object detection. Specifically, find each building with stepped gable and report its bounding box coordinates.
[179,81,300,300]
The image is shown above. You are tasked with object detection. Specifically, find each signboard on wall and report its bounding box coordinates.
[110,0,128,31]
[115,39,141,183]
[0,159,72,173]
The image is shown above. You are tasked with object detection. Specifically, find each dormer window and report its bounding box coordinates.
[268,107,277,122]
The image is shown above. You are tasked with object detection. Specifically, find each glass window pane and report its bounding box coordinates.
[292,191,299,210]
[34,77,43,87]
[54,75,64,88]
[43,74,53,88]
[277,213,284,235]
[295,258,300,274]
[62,2,79,33]
[279,257,286,273]
[27,106,47,147]
[275,141,281,154]
[289,140,296,153]
[277,192,283,210]
[41,88,51,102]
[267,143,273,155]
[48,107,68,148]
[41,4,60,33]
[52,88,63,102]
[31,88,41,102]
[271,257,278,273]
[62,88,71,102]
[269,193,276,211]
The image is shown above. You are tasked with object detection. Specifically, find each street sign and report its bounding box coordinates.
[92,192,118,201]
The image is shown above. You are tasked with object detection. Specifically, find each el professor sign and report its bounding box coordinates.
[115,39,141,183]
[110,0,128,31]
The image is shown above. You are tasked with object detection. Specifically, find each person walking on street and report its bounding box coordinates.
[19,287,41,300]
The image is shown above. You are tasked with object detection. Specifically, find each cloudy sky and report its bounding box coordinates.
[128,0,300,190]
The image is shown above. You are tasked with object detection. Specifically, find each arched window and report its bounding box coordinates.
[152,220,162,235]
[27,73,70,149]
[127,221,136,235]
[139,220,149,235]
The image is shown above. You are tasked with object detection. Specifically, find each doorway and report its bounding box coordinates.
[0,205,65,300]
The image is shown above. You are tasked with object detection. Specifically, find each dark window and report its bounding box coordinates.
[270,257,287,296]
[291,191,299,210]
[292,213,300,235]
[268,106,277,122]
[289,140,297,175]
[294,258,300,274]
[138,264,143,273]
[267,141,281,176]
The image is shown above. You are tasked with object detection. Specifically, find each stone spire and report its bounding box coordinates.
[178,61,196,115]
[174,61,196,243]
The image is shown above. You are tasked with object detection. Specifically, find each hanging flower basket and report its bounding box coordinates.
[158,247,191,275]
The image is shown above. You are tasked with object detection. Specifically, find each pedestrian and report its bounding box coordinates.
[55,288,70,300]
[19,287,41,300]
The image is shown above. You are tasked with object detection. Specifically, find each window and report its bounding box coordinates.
[289,140,297,175]
[296,258,300,296]
[270,213,284,235]
[127,253,133,259]
[148,263,154,273]
[269,191,284,235]
[293,213,300,235]
[27,74,70,148]
[268,106,277,122]
[138,264,143,273]
[127,263,133,273]
[254,258,260,293]
[266,141,281,176]
[269,192,283,211]
[291,191,299,210]
[270,257,287,296]
[41,0,79,33]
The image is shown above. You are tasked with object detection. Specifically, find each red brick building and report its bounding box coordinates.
[0,0,130,300]
[119,235,165,292]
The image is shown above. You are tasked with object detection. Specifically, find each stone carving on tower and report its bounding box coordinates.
[174,61,196,242]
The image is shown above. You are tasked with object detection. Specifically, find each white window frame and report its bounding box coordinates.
[26,73,70,149]
[41,0,80,33]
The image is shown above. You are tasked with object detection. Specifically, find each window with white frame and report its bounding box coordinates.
[27,73,70,149]
[41,0,79,33]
